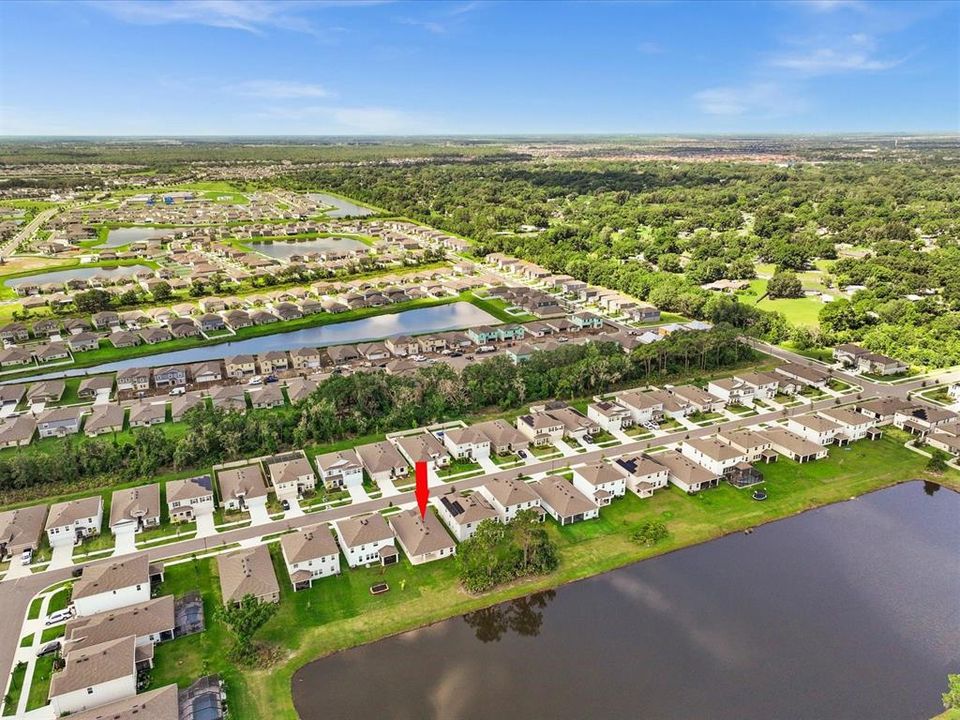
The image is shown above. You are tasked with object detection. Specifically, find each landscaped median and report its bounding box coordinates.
[144,431,959,720]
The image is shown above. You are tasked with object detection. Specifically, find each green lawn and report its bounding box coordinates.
[46,586,72,615]
[2,662,27,716]
[26,595,43,620]
[25,655,55,711]
[743,280,824,328]
[143,430,956,720]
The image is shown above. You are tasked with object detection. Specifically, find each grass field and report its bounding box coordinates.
[743,279,825,328]
[145,430,957,720]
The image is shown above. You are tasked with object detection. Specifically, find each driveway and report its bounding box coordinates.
[553,439,580,457]
[477,456,499,474]
[195,513,217,538]
[247,504,271,526]
[112,526,137,556]
[48,542,74,570]
[283,497,305,519]
[347,485,371,503]
[376,477,401,498]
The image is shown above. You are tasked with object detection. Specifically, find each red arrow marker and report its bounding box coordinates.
[415,461,429,519]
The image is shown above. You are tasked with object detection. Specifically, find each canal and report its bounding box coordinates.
[12,302,497,380]
[292,481,960,720]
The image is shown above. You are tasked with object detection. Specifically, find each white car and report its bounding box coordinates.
[169,386,186,396]
[45,608,74,626]
[248,376,263,385]
[20,549,32,566]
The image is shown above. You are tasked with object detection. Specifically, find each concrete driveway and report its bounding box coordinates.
[195,513,217,538]
[112,526,137,556]
[347,485,371,503]
[48,542,74,570]
[248,504,271,526]
[477,456,499,474]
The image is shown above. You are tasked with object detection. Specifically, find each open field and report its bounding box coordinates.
[743,280,825,328]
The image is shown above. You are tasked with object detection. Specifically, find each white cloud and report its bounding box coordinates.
[229,80,332,99]
[86,0,384,35]
[769,39,902,75]
[693,82,808,117]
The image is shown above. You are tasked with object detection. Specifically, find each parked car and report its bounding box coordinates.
[517,450,527,458]
[281,499,290,511]
[20,549,32,566]
[169,386,186,396]
[265,375,278,383]
[45,608,74,626]
[37,641,60,658]
[248,375,263,385]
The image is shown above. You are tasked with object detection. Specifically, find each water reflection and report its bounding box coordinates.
[462,590,556,643]
[923,480,941,496]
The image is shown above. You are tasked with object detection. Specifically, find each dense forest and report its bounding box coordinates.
[0,329,754,499]
[279,156,960,366]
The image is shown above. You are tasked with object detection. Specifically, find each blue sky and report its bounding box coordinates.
[0,0,957,135]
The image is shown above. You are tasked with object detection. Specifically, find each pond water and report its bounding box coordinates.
[309,193,374,218]
[14,302,496,380]
[293,481,960,720]
[6,264,154,289]
[101,226,189,247]
[250,237,368,260]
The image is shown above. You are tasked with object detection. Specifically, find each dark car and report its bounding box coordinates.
[281,499,290,511]
[265,375,279,383]
[37,641,60,658]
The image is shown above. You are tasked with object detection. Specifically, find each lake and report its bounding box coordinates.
[14,302,496,380]
[309,193,374,218]
[250,236,368,260]
[101,226,189,247]
[292,482,960,720]
[6,264,154,289]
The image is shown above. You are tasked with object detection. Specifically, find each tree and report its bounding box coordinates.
[943,674,960,711]
[214,594,278,663]
[926,448,948,474]
[151,281,173,302]
[767,271,803,299]
[456,510,558,593]
[73,288,113,313]
[630,521,669,547]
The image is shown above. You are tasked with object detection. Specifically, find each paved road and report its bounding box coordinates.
[0,207,57,258]
[0,339,955,692]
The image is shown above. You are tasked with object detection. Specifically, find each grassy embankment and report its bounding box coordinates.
[143,431,959,720]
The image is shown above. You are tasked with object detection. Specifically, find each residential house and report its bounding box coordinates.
[587,400,634,433]
[315,448,363,489]
[760,427,829,463]
[153,365,187,387]
[109,331,141,349]
[170,392,204,421]
[190,361,222,384]
[77,375,113,400]
[0,415,37,448]
[613,389,665,425]
[217,546,280,606]
[471,419,530,456]
[37,406,83,438]
[72,554,155,616]
[218,464,269,512]
[395,432,451,470]
[129,401,166,428]
[855,397,917,426]
[64,595,175,654]
[281,525,341,591]
[818,407,876,441]
[612,454,669,498]
[116,367,151,393]
[355,440,410,485]
[571,462,627,507]
[45,496,103,547]
[385,335,419,357]
[532,475,599,525]
[0,505,48,560]
[775,362,829,389]
[670,384,725,413]
[265,453,317,498]
[334,514,398,568]
[442,426,491,460]
[27,379,65,403]
[516,411,564,446]
[51,685,179,720]
[251,384,284,409]
[166,475,215,523]
[84,403,125,436]
[654,449,721,493]
[438,491,499,541]
[225,354,256,378]
[289,347,321,371]
[109,484,161,534]
[48,636,137,716]
[716,428,778,463]
[258,350,289,374]
[389,509,457,565]
[787,415,845,445]
[479,477,543,522]
[285,377,317,403]
[894,405,958,437]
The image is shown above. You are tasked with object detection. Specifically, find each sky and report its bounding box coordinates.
[0,0,957,136]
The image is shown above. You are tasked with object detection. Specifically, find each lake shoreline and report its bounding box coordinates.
[255,471,959,720]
